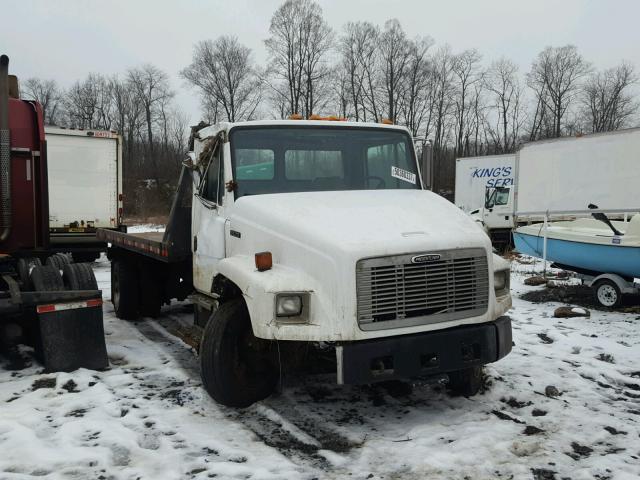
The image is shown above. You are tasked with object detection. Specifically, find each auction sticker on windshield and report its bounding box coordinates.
[391,166,416,184]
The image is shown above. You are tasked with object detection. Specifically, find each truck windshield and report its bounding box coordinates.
[229,126,420,197]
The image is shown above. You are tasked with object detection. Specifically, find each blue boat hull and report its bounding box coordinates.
[513,232,640,279]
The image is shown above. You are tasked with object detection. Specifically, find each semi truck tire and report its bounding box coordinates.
[62,263,98,291]
[17,257,42,291]
[46,253,72,271]
[111,259,139,320]
[31,265,64,292]
[200,299,278,408]
[139,267,162,318]
[447,366,483,397]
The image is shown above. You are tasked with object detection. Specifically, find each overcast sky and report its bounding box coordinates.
[3,0,640,124]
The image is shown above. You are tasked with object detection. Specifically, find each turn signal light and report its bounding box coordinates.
[255,251,273,271]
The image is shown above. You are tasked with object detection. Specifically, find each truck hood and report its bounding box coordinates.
[229,189,491,259]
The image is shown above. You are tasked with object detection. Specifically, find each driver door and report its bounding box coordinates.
[192,139,229,293]
[483,186,514,229]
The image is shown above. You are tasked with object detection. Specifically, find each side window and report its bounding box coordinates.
[494,187,510,206]
[203,145,221,202]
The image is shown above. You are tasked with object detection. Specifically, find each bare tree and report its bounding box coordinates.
[582,62,638,132]
[21,78,62,125]
[127,64,174,152]
[379,19,410,122]
[452,49,482,156]
[63,73,112,129]
[339,21,380,121]
[527,45,591,139]
[265,0,333,117]
[430,46,457,157]
[399,36,434,136]
[182,36,262,122]
[484,58,526,153]
[126,64,174,193]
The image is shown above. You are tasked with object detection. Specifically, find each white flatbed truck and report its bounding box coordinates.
[98,120,513,407]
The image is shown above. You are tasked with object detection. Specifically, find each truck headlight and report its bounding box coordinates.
[276,295,302,316]
[494,270,510,295]
[275,293,307,317]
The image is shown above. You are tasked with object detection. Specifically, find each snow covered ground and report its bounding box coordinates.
[1,256,639,480]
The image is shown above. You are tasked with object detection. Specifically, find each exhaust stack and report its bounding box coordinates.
[0,54,11,242]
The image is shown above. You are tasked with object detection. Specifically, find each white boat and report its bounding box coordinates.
[513,215,640,279]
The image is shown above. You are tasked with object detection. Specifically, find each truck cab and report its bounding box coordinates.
[482,185,515,229]
[469,185,515,247]
[104,119,513,408]
[191,120,512,405]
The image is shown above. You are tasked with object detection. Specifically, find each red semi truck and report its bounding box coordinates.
[0,54,107,371]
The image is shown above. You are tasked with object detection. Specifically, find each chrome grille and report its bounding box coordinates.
[356,249,489,331]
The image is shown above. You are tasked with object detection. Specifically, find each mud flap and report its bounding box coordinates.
[37,305,109,372]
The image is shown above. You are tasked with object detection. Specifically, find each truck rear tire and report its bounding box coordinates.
[200,299,278,408]
[46,253,72,271]
[447,366,483,397]
[111,259,139,320]
[62,263,98,290]
[17,257,42,291]
[31,265,64,291]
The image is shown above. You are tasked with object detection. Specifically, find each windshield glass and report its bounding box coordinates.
[230,126,419,197]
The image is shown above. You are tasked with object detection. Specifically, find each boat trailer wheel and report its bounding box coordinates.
[594,280,621,308]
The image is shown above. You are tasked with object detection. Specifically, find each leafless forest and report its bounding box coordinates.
[22,0,639,213]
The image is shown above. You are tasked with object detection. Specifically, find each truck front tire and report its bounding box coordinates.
[447,366,483,397]
[111,259,139,320]
[200,299,278,408]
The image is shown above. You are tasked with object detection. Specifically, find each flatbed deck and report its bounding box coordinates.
[96,229,189,262]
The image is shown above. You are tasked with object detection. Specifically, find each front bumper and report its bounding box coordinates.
[336,316,512,384]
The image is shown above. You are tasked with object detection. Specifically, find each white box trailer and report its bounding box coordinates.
[472,128,640,246]
[45,127,124,261]
[514,128,640,216]
[454,154,515,213]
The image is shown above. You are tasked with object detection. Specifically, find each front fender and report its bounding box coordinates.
[215,255,318,339]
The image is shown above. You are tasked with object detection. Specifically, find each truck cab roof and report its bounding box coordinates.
[195,119,411,141]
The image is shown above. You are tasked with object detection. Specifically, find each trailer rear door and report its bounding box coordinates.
[46,128,119,230]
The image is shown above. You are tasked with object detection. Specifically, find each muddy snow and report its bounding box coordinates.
[1,256,639,480]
